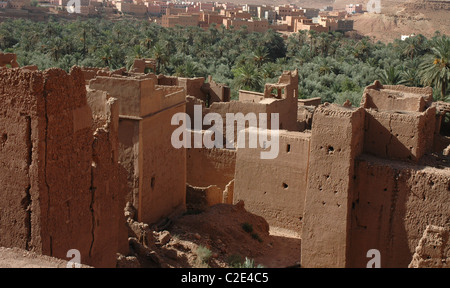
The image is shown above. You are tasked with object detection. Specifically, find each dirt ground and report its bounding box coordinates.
[0,247,90,268]
[1,202,301,268]
[129,202,302,268]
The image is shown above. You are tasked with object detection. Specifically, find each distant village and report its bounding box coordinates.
[0,0,371,33]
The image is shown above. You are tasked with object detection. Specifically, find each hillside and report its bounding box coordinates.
[198,0,449,42]
[353,0,450,42]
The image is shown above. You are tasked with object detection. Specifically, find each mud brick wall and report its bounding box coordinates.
[350,156,450,268]
[0,67,45,252]
[0,67,125,267]
[234,130,311,236]
[187,147,236,192]
[301,104,365,268]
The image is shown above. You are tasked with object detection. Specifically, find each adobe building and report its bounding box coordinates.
[222,18,269,33]
[228,79,449,267]
[87,72,187,225]
[346,4,364,14]
[1,56,448,268]
[0,66,128,268]
[162,13,200,28]
[158,71,299,213]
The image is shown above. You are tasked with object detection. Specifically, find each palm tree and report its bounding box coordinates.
[308,30,317,56]
[317,32,330,57]
[133,45,144,59]
[233,63,263,92]
[402,35,426,60]
[98,45,113,67]
[152,43,167,74]
[297,30,307,47]
[253,46,269,68]
[47,37,62,62]
[175,61,200,78]
[419,36,450,101]
[378,65,402,85]
[400,59,421,87]
[400,68,421,87]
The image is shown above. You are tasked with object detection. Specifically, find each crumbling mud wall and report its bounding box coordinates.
[86,89,129,266]
[130,59,157,74]
[138,104,187,224]
[187,147,236,192]
[185,70,300,146]
[433,101,450,154]
[158,75,230,105]
[0,52,19,68]
[297,98,321,132]
[301,104,365,268]
[364,108,436,162]
[349,157,450,268]
[0,67,45,253]
[186,184,224,212]
[362,81,437,162]
[361,81,433,112]
[89,74,187,225]
[234,130,311,236]
[300,83,449,268]
[0,67,126,267]
[409,225,449,268]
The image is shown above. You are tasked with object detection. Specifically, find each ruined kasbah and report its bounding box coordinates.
[0,2,449,272]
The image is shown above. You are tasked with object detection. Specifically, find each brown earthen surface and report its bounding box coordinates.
[0,67,126,267]
[0,247,91,268]
[234,130,311,236]
[409,225,449,268]
[350,156,450,268]
[301,104,365,268]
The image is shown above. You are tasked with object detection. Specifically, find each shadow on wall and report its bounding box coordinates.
[350,157,450,268]
[364,112,416,161]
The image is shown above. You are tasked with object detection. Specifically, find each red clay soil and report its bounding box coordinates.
[152,202,302,268]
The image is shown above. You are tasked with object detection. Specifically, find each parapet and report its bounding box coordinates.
[89,74,186,118]
[361,80,433,112]
[299,97,321,107]
[158,75,230,105]
[263,69,299,99]
[364,107,436,162]
[0,52,19,68]
[361,81,438,162]
[130,58,157,74]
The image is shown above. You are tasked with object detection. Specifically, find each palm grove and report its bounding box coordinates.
[1,18,449,104]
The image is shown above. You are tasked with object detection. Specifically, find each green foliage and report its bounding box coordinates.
[419,36,450,101]
[232,257,265,268]
[227,254,244,267]
[1,18,448,103]
[196,245,212,265]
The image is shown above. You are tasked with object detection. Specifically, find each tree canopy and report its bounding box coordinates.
[0,18,448,104]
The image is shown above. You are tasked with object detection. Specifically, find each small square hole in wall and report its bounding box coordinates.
[282,183,288,189]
